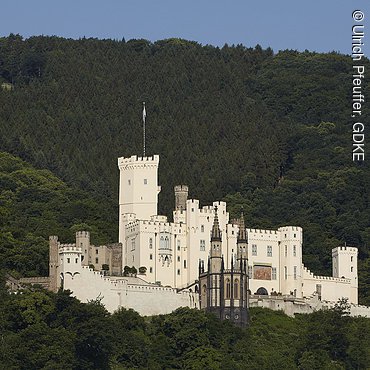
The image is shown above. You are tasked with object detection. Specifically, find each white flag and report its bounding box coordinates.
[143,103,146,123]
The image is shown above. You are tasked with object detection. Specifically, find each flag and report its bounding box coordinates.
[143,103,146,123]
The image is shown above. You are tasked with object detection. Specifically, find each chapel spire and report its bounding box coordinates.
[211,206,222,242]
[237,212,247,243]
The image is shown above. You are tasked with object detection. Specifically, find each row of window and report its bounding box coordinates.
[128,179,148,185]
[251,244,297,257]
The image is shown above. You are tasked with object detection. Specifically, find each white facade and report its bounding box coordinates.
[117,154,359,305]
[57,244,197,315]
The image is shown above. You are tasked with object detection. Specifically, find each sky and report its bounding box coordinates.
[0,0,369,56]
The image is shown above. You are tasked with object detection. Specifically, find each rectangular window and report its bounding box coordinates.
[128,179,131,185]
[96,249,99,254]
[293,245,296,257]
[144,178,147,184]
[267,245,272,257]
[272,267,277,280]
[149,238,153,249]
[200,240,206,251]
[131,239,135,251]
[177,240,181,251]
[201,225,204,232]
[252,244,257,256]
[248,265,253,277]
[294,266,297,280]
[149,267,153,273]
[177,256,180,262]
[67,258,70,264]
[75,258,78,263]
[184,260,187,269]
[177,269,180,275]
[95,257,99,264]
[284,266,287,280]
[150,254,153,260]
[285,245,287,257]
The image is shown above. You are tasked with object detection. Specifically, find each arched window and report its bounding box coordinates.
[201,284,207,308]
[225,278,231,299]
[234,279,239,299]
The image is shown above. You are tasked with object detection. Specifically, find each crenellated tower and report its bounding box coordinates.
[118,155,161,243]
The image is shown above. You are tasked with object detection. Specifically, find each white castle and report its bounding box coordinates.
[44,154,369,317]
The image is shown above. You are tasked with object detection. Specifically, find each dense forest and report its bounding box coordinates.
[0,34,369,304]
[0,275,369,369]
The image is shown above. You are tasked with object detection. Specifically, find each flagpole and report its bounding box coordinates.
[143,102,146,157]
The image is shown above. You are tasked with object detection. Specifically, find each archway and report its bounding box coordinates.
[256,287,268,295]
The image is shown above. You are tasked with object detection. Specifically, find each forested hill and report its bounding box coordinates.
[0,35,369,303]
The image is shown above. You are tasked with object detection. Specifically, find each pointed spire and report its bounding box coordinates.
[211,206,222,242]
[237,211,247,243]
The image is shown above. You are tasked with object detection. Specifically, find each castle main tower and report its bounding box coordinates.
[118,155,161,243]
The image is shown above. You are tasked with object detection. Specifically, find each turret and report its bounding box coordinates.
[210,206,222,273]
[332,246,358,304]
[174,185,188,211]
[236,212,248,262]
[49,236,59,292]
[76,231,90,266]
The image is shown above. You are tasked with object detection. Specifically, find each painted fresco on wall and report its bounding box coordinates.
[253,265,271,280]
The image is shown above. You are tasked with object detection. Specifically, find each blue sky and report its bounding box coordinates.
[1,0,369,56]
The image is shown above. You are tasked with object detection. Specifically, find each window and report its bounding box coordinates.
[284,266,287,280]
[96,249,99,255]
[234,279,239,299]
[267,245,272,257]
[248,265,253,277]
[191,208,194,212]
[177,240,181,251]
[95,257,99,264]
[351,266,353,272]
[293,245,296,257]
[177,269,180,275]
[131,239,136,251]
[144,179,147,184]
[226,279,231,299]
[201,225,204,232]
[150,254,153,260]
[128,179,131,185]
[351,256,353,262]
[200,240,206,251]
[285,245,287,257]
[67,258,70,264]
[149,267,153,273]
[177,256,180,262]
[272,267,277,280]
[294,233,296,238]
[75,258,78,263]
[184,260,187,269]
[252,244,257,256]
[294,266,297,280]
[149,238,153,249]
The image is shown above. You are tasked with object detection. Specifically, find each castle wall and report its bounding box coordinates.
[63,265,198,315]
[302,266,354,303]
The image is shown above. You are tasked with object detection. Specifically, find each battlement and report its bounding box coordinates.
[247,228,279,235]
[151,215,168,223]
[174,185,189,192]
[332,246,358,254]
[76,231,90,238]
[302,266,351,283]
[59,244,82,253]
[118,155,159,168]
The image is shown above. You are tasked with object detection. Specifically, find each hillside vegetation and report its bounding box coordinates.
[0,277,369,369]
[0,34,369,303]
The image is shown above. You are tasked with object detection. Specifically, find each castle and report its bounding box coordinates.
[12,153,369,318]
